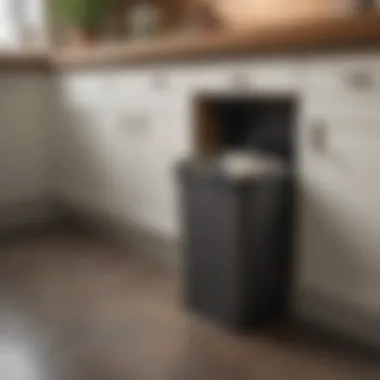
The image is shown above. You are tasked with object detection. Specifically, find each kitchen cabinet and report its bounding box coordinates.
[298,112,380,311]
[57,69,187,237]
[56,55,380,344]
[296,54,380,343]
[58,69,187,236]
[108,70,190,237]
[58,58,380,306]
[56,59,309,237]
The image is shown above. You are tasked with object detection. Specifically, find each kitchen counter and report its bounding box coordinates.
[53,14,380,69]
[2,14,380,71]
[0,50,51,71]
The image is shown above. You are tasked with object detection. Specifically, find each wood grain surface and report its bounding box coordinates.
[53,14,380,69]
[0,50,51,71]
[2,14,380,71]
[0,227,378,379]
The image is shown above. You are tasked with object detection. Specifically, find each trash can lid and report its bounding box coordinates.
[219,151,285,180]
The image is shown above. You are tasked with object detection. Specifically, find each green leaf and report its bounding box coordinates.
[52,0,117,31]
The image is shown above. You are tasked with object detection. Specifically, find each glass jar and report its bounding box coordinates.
[128,0,161,39]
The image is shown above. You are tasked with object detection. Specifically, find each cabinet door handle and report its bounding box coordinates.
[345,71,374,91]
[311,119,328,153]
[230,72,251,91]
[152,73,169,91]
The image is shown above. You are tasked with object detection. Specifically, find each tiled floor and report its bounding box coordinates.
[0,228,378,380]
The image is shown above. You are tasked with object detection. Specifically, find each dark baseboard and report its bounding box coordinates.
[57,200,182,272]
[0,197,181,270]
[0,198,62,241]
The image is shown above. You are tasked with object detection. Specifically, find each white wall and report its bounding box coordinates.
[0,73,51,205]
[0,0,21,47]
[0,0,47,49]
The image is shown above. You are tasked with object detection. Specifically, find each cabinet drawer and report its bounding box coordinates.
[169,62,298,99]
[249,61,300,92]
[60,72,111,106]
[304,54,380,116]
[107,70,172,107]
[299,109,380,163]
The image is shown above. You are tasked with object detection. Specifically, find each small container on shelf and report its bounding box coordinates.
[128,0,162,39]
[345,0,378,13]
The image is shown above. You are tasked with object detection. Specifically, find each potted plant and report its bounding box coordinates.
[53,0,117,45]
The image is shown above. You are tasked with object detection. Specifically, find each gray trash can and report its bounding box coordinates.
[177,154,294,331]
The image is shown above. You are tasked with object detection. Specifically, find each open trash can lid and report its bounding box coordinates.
[219,151,285,180]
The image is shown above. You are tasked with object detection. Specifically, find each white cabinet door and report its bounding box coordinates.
[0,74,49,204]
[99,70,155,225]
[297,54,380,317]
[170,59,299,96]
[134,76,192,237]
[297,108,380,316]
[301,53,380,117]
[60,71,110,107]
[105,70,190,238]
[57,101,112,214]
[58,71,154,219]
[108,94,185,237]
[138,104,183,237]
[106,104,150,224]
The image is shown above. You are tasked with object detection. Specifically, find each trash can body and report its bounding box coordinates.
[178,163,293,330]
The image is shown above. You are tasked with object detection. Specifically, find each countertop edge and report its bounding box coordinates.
[2,14,380,72]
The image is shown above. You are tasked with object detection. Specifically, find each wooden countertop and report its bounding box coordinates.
[53,14,380,69]
[2,14,380,71]
[0,50,51,71]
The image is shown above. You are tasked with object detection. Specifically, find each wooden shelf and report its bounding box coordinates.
[52,14,380,69]
[2,14,380,71]
[0,50,51,71]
